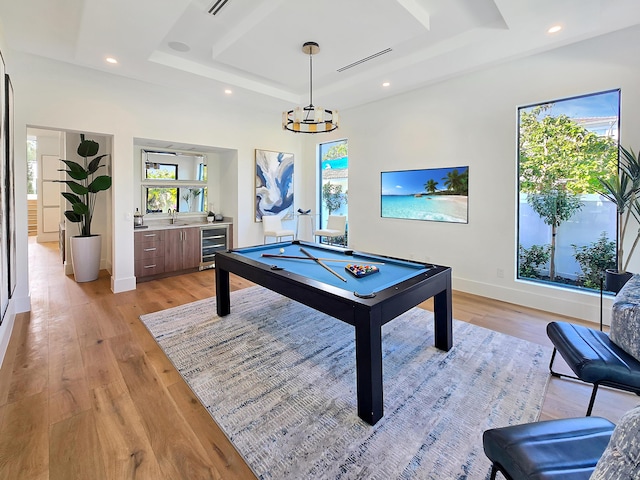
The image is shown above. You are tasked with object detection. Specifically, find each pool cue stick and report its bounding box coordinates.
[299,247,348,282]
[261,253,385,265]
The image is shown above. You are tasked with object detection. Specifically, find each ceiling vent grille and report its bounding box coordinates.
[208,0,230,15]
[337,48,393,72]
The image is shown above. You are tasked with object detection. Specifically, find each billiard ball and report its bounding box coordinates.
[279,248,285,254]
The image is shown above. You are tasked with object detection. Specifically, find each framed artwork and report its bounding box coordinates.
[255,149,294,221]
[6,74,15,298]
[381,166,469,223]
[0,51,7,323]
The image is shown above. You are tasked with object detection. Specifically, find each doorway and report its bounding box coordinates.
[25,127,113,276]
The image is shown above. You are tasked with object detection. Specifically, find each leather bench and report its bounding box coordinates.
[482,416,615,479]
[484,405,640,479]
[546,321,640,415]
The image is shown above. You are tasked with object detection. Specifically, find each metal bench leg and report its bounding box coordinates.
[549,347,582,382]
[489,465,498,480]
[490,464,514,480]
[586,384,599,416]
[549,348,559,376]
[549,347,600,416]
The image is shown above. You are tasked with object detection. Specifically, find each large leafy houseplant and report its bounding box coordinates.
[596,145,640,275]
[594,145,640,293]
[59,134,112,236]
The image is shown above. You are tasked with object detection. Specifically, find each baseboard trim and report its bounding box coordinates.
[111,275,136,293]
[453,276,612,325]
[0,303,17,368]
[13,293,31,314]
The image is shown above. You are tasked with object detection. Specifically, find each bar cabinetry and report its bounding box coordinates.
[164,227,200,272]
[134,230,165,278]
[134,221,233,281]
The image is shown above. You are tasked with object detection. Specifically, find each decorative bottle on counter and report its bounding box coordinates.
[134,208,144,227]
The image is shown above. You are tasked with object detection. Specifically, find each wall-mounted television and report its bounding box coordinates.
[381,166,469,223]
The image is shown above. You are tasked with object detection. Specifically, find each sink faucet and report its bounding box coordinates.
[168,208,177,224]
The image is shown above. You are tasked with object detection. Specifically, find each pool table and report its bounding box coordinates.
[215,240,452,425]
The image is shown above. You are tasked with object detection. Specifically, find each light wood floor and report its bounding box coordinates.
[0,239,636,479]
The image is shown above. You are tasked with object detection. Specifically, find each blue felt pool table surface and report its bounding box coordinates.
[236,242,431,296]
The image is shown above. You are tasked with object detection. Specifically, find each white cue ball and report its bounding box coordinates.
[279,248,285,254]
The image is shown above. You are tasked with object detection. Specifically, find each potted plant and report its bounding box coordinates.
[59,134,112,282]
[207,211,215,223]
[596,145,640,292]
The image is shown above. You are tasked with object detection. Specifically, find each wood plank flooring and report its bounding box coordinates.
[0,239,636,479]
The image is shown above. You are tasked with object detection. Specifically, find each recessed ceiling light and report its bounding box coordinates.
[105,57,118,64]
[382,82,390,87]
[224,89,233,95]
[548,24,562,34]
[168,41,190,53]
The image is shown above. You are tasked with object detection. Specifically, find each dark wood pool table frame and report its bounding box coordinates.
[215,240,452,425]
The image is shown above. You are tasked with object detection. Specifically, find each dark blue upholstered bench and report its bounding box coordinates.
[546,321,640,415]
[483,416,615,480]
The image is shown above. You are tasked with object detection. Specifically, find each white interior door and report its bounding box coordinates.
[41,154,61,233]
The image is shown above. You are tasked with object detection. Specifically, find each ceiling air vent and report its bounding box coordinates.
[208,0,230,15]
[337,48,393,72]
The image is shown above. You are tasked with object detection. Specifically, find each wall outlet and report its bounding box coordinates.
[497,268,504,278]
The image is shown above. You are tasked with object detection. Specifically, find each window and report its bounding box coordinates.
[141,150,207,214]
[517,90,620,290]
[318,140,348,244]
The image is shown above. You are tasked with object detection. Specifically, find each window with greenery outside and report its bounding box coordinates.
[518,90,619,290]
[319,140,348,244]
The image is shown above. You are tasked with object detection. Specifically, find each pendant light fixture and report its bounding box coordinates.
[282,41,339,134]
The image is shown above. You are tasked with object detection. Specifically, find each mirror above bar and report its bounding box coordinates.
[141,149,208,214]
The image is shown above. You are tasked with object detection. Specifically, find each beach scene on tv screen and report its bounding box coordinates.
[381,166,469,223]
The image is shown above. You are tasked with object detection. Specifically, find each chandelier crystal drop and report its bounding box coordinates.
[282,42,339,134]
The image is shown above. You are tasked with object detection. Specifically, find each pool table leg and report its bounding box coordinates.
[354,309,383,425]
[433,284,453,351]
[215,267,231,316]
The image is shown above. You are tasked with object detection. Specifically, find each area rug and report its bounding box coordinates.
[140,287,551,480]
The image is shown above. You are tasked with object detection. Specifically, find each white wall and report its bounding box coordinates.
[312,25,640,324]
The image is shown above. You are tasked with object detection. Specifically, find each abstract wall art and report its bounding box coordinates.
[255,149,294,221]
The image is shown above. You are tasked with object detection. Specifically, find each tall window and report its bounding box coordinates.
[319,140,348,243]
[517,90,620,290]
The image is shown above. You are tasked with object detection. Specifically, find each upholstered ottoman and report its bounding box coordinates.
[482,416,615,480]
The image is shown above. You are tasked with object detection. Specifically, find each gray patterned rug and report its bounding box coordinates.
[140,287,551,479]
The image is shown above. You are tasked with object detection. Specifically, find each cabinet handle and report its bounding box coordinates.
[143,247,156,252]
[143,233,156,237]
[144,264,157,269]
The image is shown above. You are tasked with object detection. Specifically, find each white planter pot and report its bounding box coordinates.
[70,235,102,282]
